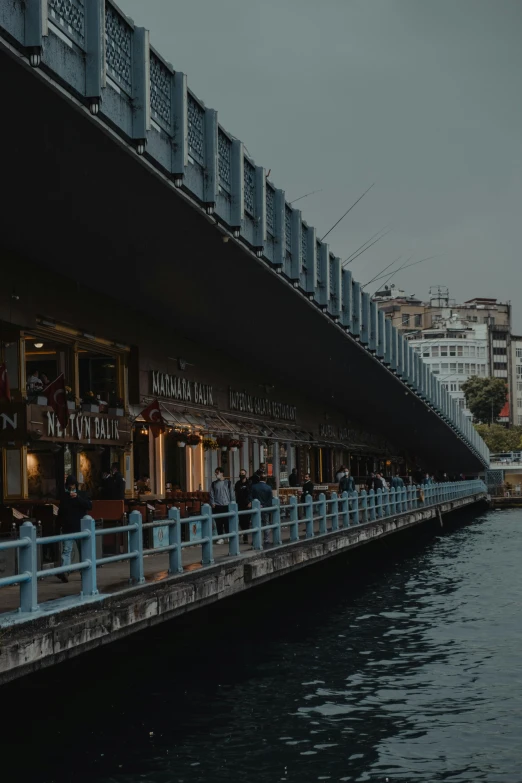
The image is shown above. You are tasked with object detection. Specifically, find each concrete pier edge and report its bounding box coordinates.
[0,493,486,685]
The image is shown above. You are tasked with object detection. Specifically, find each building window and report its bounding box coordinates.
[450,382,458,392]
[493,347,507,355]
[432,364,440,373]
[450,363,457,373]
[440,346,448,357]
[432,346,440,358]
[441,363,449,372]
[457,363,464,374]
[478,346,486,358]
[517,381,522,392]
[24,334,73,396]
[516,366,522,377]
[494,362,507,371]
[402,314,410,326]
[414,314,422,327]
[449,345,457,357]
[423,347,430,357]
[470,364,476,374]
[458,398,465,409]
[517,398,522,410]
[516,348,522,358]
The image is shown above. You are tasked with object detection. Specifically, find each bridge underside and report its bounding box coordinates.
[0,47,481,472]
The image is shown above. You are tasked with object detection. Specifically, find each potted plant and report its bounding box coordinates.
[81,391,99,413]
[228,438,241,452]
[217,436,229,452]
[174,428,189,447]
[203,437,219,451]
[187,432,201,449]
[66,386,76,410]
[108,393,124,417]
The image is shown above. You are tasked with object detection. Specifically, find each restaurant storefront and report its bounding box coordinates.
[0,318,131,504]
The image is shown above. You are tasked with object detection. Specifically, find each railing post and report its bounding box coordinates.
[201,503,214,564]
[251,499,262,550]
[19,521,38,613]
[288,495,299,542]
[318,493,327,534]
[402,486,407,512]
[305,493,314,538]
[272,497,282,546]
[390,487,396,515]
[228,501,240,556]
[128,510,145,585]
[80,515,98,596]
[369,489,376,521]
[351,490,359,525]
[331,491,339,531]
[376,488,382,518]
[168,506,183,574]
[361,489,368,523]
[383,487,388,517]
[384,488,390,517]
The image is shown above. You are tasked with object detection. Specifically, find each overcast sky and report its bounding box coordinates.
[120,0,522,328]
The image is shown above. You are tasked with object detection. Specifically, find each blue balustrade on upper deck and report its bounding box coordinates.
[0,480,486,622]
[0,0,490,466]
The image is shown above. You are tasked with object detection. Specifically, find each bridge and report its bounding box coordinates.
[0,2,491,683]
[0,0,488,470]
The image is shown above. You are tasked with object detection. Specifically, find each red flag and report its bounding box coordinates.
[140,399,165,438]
[0,363,10,402]
[44,374,69,429]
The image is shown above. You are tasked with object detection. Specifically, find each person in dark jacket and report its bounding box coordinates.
[339,468,355,495]
[288,468,299,487]
[57,475,92,583]
[102,461,126,500]
[235,469,252,544]
[301,472,314,503]
[250,462,266,485]
[251,473,273,545]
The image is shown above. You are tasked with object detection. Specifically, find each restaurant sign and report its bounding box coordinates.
[27,406,130,445]
[319,424,350,441]
[151,371,214,406]
[229,388,297,422]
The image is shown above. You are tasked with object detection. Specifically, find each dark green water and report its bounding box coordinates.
[3,507,522,782]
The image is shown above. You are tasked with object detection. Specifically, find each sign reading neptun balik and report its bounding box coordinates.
[151,371,214,406]
[229,388,297,422]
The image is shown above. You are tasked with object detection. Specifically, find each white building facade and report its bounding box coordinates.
[407,319,489,420]
[511,336,522,426]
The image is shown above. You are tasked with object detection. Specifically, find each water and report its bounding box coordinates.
[3,507,522,782]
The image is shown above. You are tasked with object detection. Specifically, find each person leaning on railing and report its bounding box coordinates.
[56,475,92,584]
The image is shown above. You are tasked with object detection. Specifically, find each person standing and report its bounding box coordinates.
[102,461,126,500]
[288,468,299,487]
[301,472,314,502]
[251,472,273,546]
[335,465,346,482]
[250,462,266,485]
[339,468,355,495]
[210,467,234,545]
[235,469,252,544]
[57,475,92,583]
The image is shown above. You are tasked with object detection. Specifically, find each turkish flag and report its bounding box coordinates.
[0,363,11,402]
[140,399,165,438]
[44,374,69,429]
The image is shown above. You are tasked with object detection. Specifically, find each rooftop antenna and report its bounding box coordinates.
[320,183,375,242]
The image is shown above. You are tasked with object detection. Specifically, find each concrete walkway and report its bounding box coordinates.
[0,538,256,615]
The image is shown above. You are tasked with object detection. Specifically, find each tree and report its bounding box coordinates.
[474,423,522,453]
[461,376,507,424]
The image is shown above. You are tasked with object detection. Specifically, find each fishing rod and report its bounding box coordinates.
[342,227,393,268]
[320,182,375,242]
[290,188,323,205]
[342,224,390,264]
[371,254,441,289]
[361,255,407,290]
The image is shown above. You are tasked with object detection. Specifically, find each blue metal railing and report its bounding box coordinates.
[0,480,486,619]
